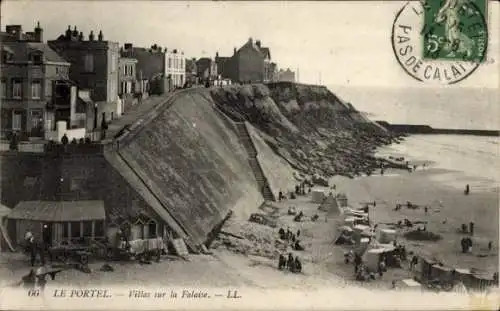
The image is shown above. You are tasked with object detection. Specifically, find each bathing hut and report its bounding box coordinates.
[363,248,387,272]
[454,268,474,288]
[376,228,397,244]
[430,264,454,283]
[7,200,106,247]
[311,189,327,203]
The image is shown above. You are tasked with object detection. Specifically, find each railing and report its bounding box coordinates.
[0,142,45,153]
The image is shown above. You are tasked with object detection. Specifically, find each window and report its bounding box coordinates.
[168,58,172,68]
[32,53,42,64]
[31,81,41,99]
[12,111,22,130]
[1,80,6,98]
[148,222,157,238]
[2,51,12,63]
[12,79,22,99]
[83,54,94,72]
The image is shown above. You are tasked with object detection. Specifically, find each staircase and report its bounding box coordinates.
[234,122,275,201]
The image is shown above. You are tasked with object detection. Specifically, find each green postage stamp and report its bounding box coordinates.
[422,0,488,63]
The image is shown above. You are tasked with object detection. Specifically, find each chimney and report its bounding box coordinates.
[65,25,71,39]
[72,26,78,37]
[233,47,237,55]
[256,40,261,48]
[34,21,43,42]
[248,37,253,44]
[89,31,94,41]
[78,32,83,41]
[215,51,219,58]
[6,25,23,41]
[124,43,132,50]
[98,30,103,41]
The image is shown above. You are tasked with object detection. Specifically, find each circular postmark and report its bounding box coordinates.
[391,1,488,85]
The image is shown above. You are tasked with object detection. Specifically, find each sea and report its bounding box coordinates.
[333,86,500,193]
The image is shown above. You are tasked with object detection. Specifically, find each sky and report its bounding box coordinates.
[2,1,498,89]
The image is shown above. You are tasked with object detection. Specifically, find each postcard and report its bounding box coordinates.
[0,0,498,310]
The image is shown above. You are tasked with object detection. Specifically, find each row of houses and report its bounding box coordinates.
[187,37,296,86]
[0,23,188,143]
[0,23,296,144]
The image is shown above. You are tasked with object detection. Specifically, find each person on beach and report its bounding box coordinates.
[465,184,470,195]
[488,241,493,251]
[424,206,428,215]
[469,222,474,235]
[278,191,283,202]
[287,253,294,271]
[296,229,301,238]
[294,256,302,273]
[278,254,286,270]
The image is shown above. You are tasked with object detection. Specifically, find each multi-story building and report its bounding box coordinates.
[196,57,217,83]
[48,26,120,126]
[185,58,198,85]
[0,23,85,141]
[118,57,138,112]
[120,43,163,94]
[269,62,278,82]
[216,38,272,84]
[165,49,186,89]
[278,68,296,82]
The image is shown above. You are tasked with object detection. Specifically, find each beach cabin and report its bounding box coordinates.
[311,189,327,203]
[7,200,106,247]
[376,228,397,244]
[343,217,355,228]
[430,264,454,283]
[454,268,474,288]
[363,248,386,272]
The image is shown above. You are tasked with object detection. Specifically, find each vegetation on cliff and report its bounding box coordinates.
[210,82,398,178]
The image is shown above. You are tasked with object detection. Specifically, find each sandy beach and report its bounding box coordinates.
[1,163,498,290]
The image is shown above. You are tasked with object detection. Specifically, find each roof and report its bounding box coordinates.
[259,47,271,59]
[9,201,106,222]
[2,42,69,64]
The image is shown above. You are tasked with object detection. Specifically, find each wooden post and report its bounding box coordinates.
[68,222,71,243]
[80,222,83,238]
[91,221,95,239]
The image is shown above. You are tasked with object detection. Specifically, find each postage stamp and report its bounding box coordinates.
[392,0,489,84]
[422,0,488,63]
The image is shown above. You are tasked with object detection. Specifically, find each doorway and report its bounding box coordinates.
[42,223,52,247]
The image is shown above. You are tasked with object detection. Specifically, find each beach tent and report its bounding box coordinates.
[318,194,342,215]
[0,204,15,252]
[376,228,397,244]
[311,189,327,203]
[343,217,355,228]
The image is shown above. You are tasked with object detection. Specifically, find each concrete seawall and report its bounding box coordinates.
[377,121,500,137]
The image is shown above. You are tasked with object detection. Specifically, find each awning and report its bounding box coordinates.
[8,201,106,222]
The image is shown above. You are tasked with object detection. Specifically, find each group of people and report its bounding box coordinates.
[24,229,51,267]
[278,227,304,251]
[278,253,302,273]
[60,134,93,145]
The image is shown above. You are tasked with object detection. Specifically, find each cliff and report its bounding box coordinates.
[211,82,395,178]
